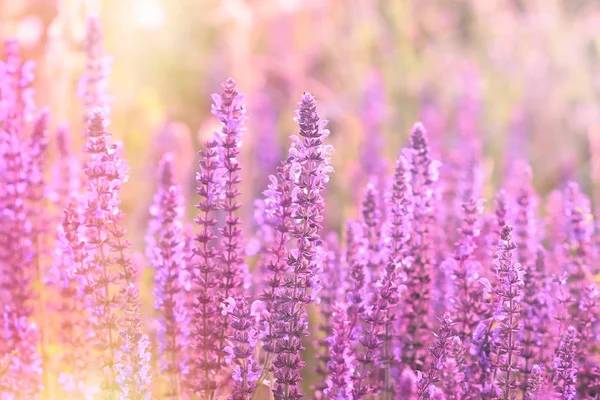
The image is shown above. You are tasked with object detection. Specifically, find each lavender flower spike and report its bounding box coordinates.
[271,93,333,400]
[554,326,578,400]
[492,225,524,399]
[116,284,152,400]
[223,297,263,400]
[78,15,112,120]
[212,79,248,381]
[403,121,440,368]
[147,154,187,398]
[524,364,544,400]
[190,138,223,395]
[324,303,356,399]
[416,312,454,399]
[80,108,132,395]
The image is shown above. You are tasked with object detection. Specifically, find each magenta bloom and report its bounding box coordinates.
[271,93,333,400]
[78,15,112,120]
[402,122,440,368]
[190,138,223,394]
[116,284,152,400]
[79,109,133,393]
[147,154,187,398]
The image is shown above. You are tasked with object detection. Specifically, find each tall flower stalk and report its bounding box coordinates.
[213,79,248,378]
[403,122,440,369]
[271,93,333,400]
[313,236,343,397]
[380,155,412,397]
[53,201,91,396]
[223,297,263,400]
[27,109,51,394]
[324,303,357,399]
[79,15,112,120]
[190,138,223,396]
[116,284,152,400]
[147,154,187,399]
[554,326,578,400]
[79,109,131,396]
[416,313,454,399]
[449,199,486,341]
[492,225,524,400]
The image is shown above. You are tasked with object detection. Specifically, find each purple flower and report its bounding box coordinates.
[416,312,454,399]
[259,160,294,356]
[449,199,487,341]
[554,326,578,400]
[313,235,344,397]
[1,39,36,134]
[324,303,357,399]
[253,160,295,396]
[0,350,17,394]
[190,138,223,394]
[0,54,40,392]
[524,364,544,400]
[385,155,412,265]
[441,336,469,398]
[222,297,263,399]
[575,284,599,394]
[52,200,91,395]
[353,250,406,399]
[26,110,51,387]
[511,162,538,266]
[402,122,440,368]
[147,154,187,398]
[212,79,248,378]
[116,284,152,400]
[521,248,552,388]
[563,182,593,293]
[50,125,81,206]
[271,93,333,400]
[79,109,132,393]
[491,225,524,399]
[78,15,112,121]
[0,307,42,396]
[361,183,383,283]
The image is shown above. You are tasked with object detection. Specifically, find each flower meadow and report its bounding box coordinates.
[2,12,600,400]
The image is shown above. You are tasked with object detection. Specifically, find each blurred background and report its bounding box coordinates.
[4,0,600,394]
[3,0,600,232]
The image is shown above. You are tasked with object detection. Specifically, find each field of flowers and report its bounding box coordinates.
[1,0,600,399]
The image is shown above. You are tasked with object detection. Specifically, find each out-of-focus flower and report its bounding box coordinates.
[402,122,440,368]
[78,16,112,121]
[78,109,132,394]
[491,225,524,399]
[554,326,578,400]
[116,284,152,400]
[323,303,356,399]
[147,154,187,398]
[416,313,454,399]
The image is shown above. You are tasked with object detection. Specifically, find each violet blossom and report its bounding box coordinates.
[213,78,248,377]
[147,154,188,398]
[79,109,132,395]
[271,93,333,400]
[402,122,440,369]
[554,326,578,400]
[78,15,112,120]
[116,284,152,400]
[190,138,223,395]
